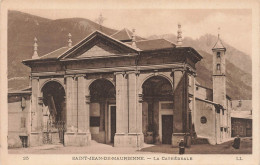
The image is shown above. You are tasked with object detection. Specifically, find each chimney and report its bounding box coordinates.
[68,33,72,47]
[131,28,137,48]
[32,37,39,59]
[176,23,183,47]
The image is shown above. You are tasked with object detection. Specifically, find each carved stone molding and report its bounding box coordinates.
[138,93,144,103]
[38,97,43,105]
[75,74,86,78]
[85,95,91,104]
[64,74,74,78]
[31,76,40,80]
[172,67,184,73]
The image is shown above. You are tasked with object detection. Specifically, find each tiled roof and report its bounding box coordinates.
[40,47,70,59]
[8,87,32,95]
[24,29,201,62]
[111,28,145,41]
[134,39,176,51]
[35,38,175,59]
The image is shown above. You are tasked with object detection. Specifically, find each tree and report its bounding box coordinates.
[95,13,106,32]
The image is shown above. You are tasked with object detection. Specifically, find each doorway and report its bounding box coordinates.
[110,105,116,143]
[162,115,173,144]
[89,79,116,144]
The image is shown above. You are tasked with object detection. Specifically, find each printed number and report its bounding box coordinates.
[23,156,29,160]
[236,157,243,160]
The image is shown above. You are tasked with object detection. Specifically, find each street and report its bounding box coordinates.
[9,137,252,154]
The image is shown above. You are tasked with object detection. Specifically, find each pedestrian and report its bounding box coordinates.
[179,139,185,154]
[232,135,241,149]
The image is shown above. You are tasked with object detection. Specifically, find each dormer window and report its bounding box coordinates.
[217,64,220,70]
[217,52,221,58]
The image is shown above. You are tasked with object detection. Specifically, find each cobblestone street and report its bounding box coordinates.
[9,137,252,154]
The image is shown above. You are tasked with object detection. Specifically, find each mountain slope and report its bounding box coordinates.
[8,10,117,90]
[148,34,252,99]
[8,11,252,99]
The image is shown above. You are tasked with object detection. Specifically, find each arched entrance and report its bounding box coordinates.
[142,76,173,144]
[41,81,66,144]
[89,79,116,144]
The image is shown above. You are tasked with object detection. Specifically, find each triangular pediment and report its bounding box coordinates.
[59,31,139,59]
[77,42,121,58]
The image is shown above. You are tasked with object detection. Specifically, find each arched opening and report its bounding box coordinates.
[142,76,173,144]
[89,79,116,144]
[41,81,66,144]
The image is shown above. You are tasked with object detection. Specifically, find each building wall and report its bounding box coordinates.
[231,118,252,137]
[195,99,216,144]
[8,95,31,148]
[195,85,213,101]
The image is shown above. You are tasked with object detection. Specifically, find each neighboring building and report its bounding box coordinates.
[8,88,31,148]
[192,36,232,145]
[231,100,252,137]
[8,25,233,148]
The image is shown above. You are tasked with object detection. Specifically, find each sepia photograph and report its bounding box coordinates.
[1,0,259,165]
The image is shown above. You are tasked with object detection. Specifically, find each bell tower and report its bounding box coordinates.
[212,32,226,107]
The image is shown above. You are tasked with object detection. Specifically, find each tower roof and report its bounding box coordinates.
[212,35,226,51]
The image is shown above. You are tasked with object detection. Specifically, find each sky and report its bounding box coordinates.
[19,9,252,56]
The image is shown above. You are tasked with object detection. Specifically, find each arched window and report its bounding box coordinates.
[217,64,220,70]
[217,52,221,58]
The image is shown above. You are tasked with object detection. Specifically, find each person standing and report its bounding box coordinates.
[232,135,241,149]
[179,139,185,154]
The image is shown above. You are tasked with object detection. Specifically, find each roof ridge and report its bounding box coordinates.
[58,30,141,59]
[136,38,168,43]
[110,28,122,37]
[57,30,99,59]
[125,28,132,39]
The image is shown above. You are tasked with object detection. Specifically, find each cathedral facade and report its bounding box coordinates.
[8,25,231,148]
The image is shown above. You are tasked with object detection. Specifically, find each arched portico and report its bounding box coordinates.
[88,78,116,144]
[40,81,66,144]
[141,76,173,144]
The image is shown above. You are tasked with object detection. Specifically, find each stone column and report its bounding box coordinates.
[77,75,86,133]
[127,71,144,148]
[65,75,76,131]
[114,72,129,147]
[64,74,91,146]
[30,76,41,146]
[128,72,137,133]
[85,79,91,135]
[171,68,186,147]
[64,75,77,146]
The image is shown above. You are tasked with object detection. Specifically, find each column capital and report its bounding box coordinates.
[64,74,74,78]
[114,71,126,75]
[186,66,196,76]
[126,70,140,76]
[31,76,39,80]
[114,71,128,78]
[172,67,184,73]
[75,74,86,78]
